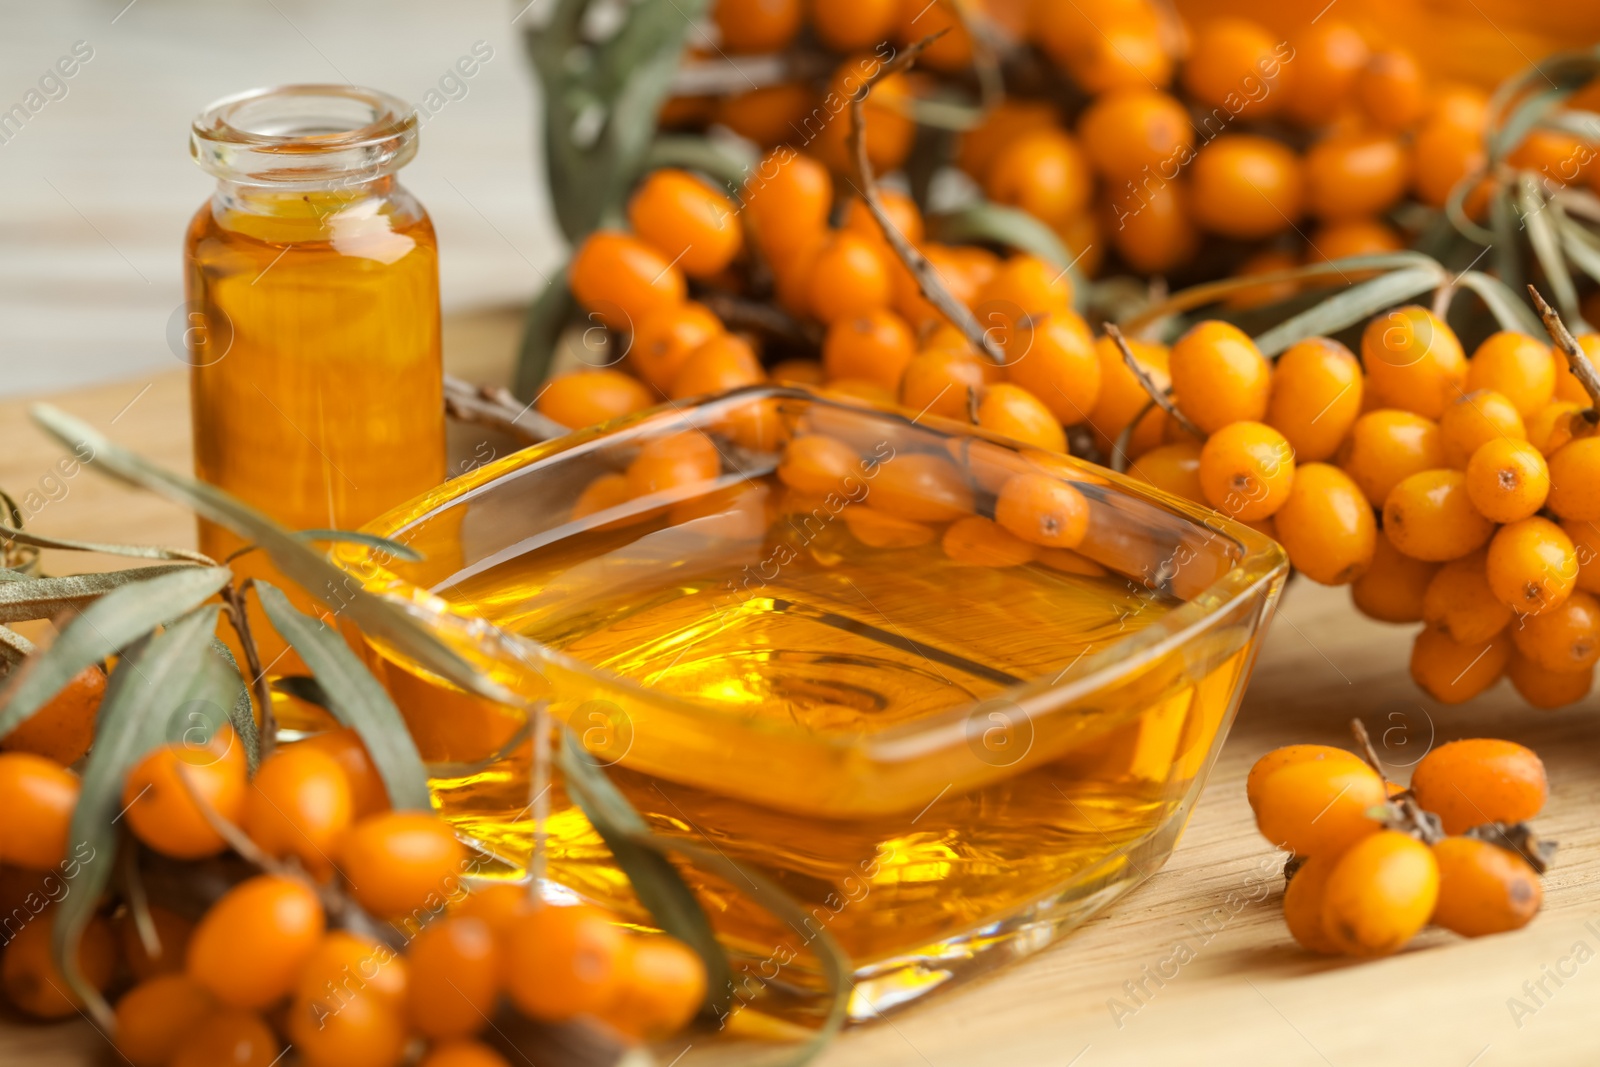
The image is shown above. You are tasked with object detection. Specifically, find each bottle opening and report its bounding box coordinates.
[192,84,418,187]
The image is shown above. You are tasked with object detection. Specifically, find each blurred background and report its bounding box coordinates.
[2,0,1596,397]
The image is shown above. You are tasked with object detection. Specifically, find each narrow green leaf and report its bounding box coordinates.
[54,607,236,1026]
[1489,187,1524,293]
[0,564,198,624]
[0,625,35,668]
[295,530,423,562]
[254,582,431,811]
[28,405,519,712]
[1456,271,1547,335]
[208,638,262,772]
[1253,266,1444,356]
[514,267,576,401]
[0,520,213,565]
[932,202,1085,311]
[0,565,231,744]
[1518,175,1583,324]
[645,135,758,196]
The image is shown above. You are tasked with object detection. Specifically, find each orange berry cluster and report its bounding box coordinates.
[1249,738,1549,957]
[0,710,705,1065]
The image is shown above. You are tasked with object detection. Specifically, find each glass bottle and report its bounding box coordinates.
[185,85,446,677]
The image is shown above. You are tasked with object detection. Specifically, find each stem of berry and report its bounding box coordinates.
[1105,323,1202,439]
[1528,285,1600,420]
[846,34,1007,367]
[443,375,567,444]
[1348,717,1388,786]
[222,579,277,759]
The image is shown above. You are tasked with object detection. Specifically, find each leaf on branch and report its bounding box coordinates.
[0,625,35,668]
[0,565,232,744]
[0,564,201,625]
[1517,175,1584,326]
[931,202,1085,312]
[208,638,262,772]
[1252,266,1444,356]
[1456,271,1546,335]
[255,582,432,812]
[0,520,213,565]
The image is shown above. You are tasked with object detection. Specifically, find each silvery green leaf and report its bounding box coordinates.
[1518,175,1583,325]
[0,625,34,668]
[1489,187,1524,292]
[0,564,199,624]
[932,202,1084,310]
[1456,271,1546,335]
[514,266,576,400]
[1253,266,1444,356]
[0,521,213,565]
[208,638,261,772]
[0,565,231,744]
[645,135,758,197]
[255,581,431,811]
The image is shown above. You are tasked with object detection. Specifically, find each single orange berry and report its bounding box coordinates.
[770,358,824,385]
[1181,18,1287,118]
[406,916,500,1041]
[170,1009,281,1067]
[1198,421,1296,522]
[1273,462,1375,585]
[714,0,802,52]
[1282,21,1369,126]
[338,812,468,921]
[627,302,724,395]
[1283,854,1344,955]
[1322,830,1438,956]
[1438,390,1526,469]
[1059,20,1173,94]
[976,384,1067,452]
[811,0,898,52]
[627,169,742,279]
[822,310,916,391]
[1423,553,1512,644]
[1412,115,1486,208]
[288,980,409,1067]
[1002,314,1102,427]
[977,254,1074,321]
[1304,131,1409,221]
[1507,650,1594,708]
[1356,49,1427,133]
[941,515,1039,567]
[1077,88,1193,184]
[1338,409,1446,506]
[1485,516,1578,616]
[994,472,1090,549]
[1511,589,1600,673]
[505,904,627,1022]
[0,664,103,765]
[743,149,831,257]
[123,725,247,860]
[778,435,861,496]
[843,506,937,548]
[1,910,115,1019]
[1169,320,1272,434]
[669,334,764,401]
[1383,469,1495,561]
[1360,306,1466,419]
[568,232,686,333]
[296,728,389,818]
[1465,438,1550,523]
[1245,744,1366,813]
[806,232,892,325]
[900,349,991,422]
[245,743,354,880]
[114,974,216,1067]
[958,98,1059,184]
[1127,441,1206,505]
[1547,437,1600,521]
[869,452,975,523]
[600,935,708,1041]
[716,83,816,148]
[1265,337,1364,463]
[1224,248,1300,311]
[1106,179,1200,274]
[1431,836,1542,937]
[984,127,1093,226]
[1466,332,1557,417]
[0,752,78,871]
[295,930,409,1015]
[451,883,530,936]
[1351,534,1439,623]
[419,1041,514,1067]
[1253,758,1385,857]
[1411,738,1547,834]
[1189,135,1303,240]
[187,874,325,1008]
[1410,626,1511,703]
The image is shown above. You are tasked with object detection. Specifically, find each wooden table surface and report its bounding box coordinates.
[3,314,1598,1066]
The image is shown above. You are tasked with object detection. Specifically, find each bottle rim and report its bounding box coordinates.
[191,84,418,187]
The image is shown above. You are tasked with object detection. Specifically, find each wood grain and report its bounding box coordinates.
[2,317,1597,1065]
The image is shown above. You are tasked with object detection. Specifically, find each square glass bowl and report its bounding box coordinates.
[335,385,1287,1022]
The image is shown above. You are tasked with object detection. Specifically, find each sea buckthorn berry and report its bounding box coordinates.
[822,310,916,391]
[894,0,973,72]
[296,931,409,1014]
[952,246,1001,294]
[1273,463,1376,585]
[569,232,686,333]
[1129,441,1206,505]
[626,432,722,500]
[244,744,353,880]
[451,883,529,936]
[1304,132,1409,221]
[1527,402,1585,457]
[978,254,1075,320]
[297,728,389,818]
[1410,627,1511,704]
[1383,469,1494,561]
[123,725,246,860]
[1360,306,1466,419]
[115,974,216,1067]
[1307,218,1405,261]
[1088,335,1169,454]
[1322,831,1439,956]
[958,99,1058,182]
[339,812,468,921]
[942,515,1039,567]
[170,1010,280,1067]
[1061,19,1174,94]
[1253,758,1385,857]
[1508,649,1594,708]
[506,904,626,1021]
[420,1041,514,1067]
[0,665,102,765]
[601,935,708,1041]
[1411,739,1547,834]
[1465,332,1557,417]
[1352,534,1440,623]
[1199,421,1296,522]
[1439,390,1526,469]
[1106,180,1200,274]
[844,506,936,548]
[0,752,77,871]
[1246,744,1367,813]
[629,302,724,394]
[538,371,655,431]
[627,169,742,279]
[994,473,1090,549]
[1182,19,1287,118]
[1425,82,1490,130]
[406,916,500,1040]
[1168,320,1272,434]
[1564,518,1600,594]
[1283,855,1343,955]
[188,874,326,1008]
[844,189,924,248]
[1283,21,1369,126]
[1512,589,1600,673]
[893,245,979,330]
[812,55,914,174]
[1412,116,1486,208]
[743,149,830,257]
[1356,49,1427,132]
[669,334,764,401]
[778,435,861,496]
[1265,337,1364,462]
[1003,314,1101,427]
[571,474,635,527]
[1423,553,1512,644]
[1485,517,1578,616]
[1077,88,1193,184]
[1547,438,1600,521]
[806,233,892,325]
[118,903,193,981]
[1190,135,1304,240]
[1465,438,1550,523]
[714,0,801,52]
[870,452,975,523]
[1507,129,1593,186]
[900,350,991,422]
[1338,409,1446,506]
[1431,837,1542,937]
[716,83,815,148]
[976,384,1067,452]
[985,128,1093,226]
[2,911,114,1019]
[771,358,824,385]
[288,981,409,1067]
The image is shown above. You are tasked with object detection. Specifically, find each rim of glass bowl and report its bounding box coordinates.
[345,384,1289,759]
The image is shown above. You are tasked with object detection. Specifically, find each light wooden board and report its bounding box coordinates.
[2,318,1598,1065]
